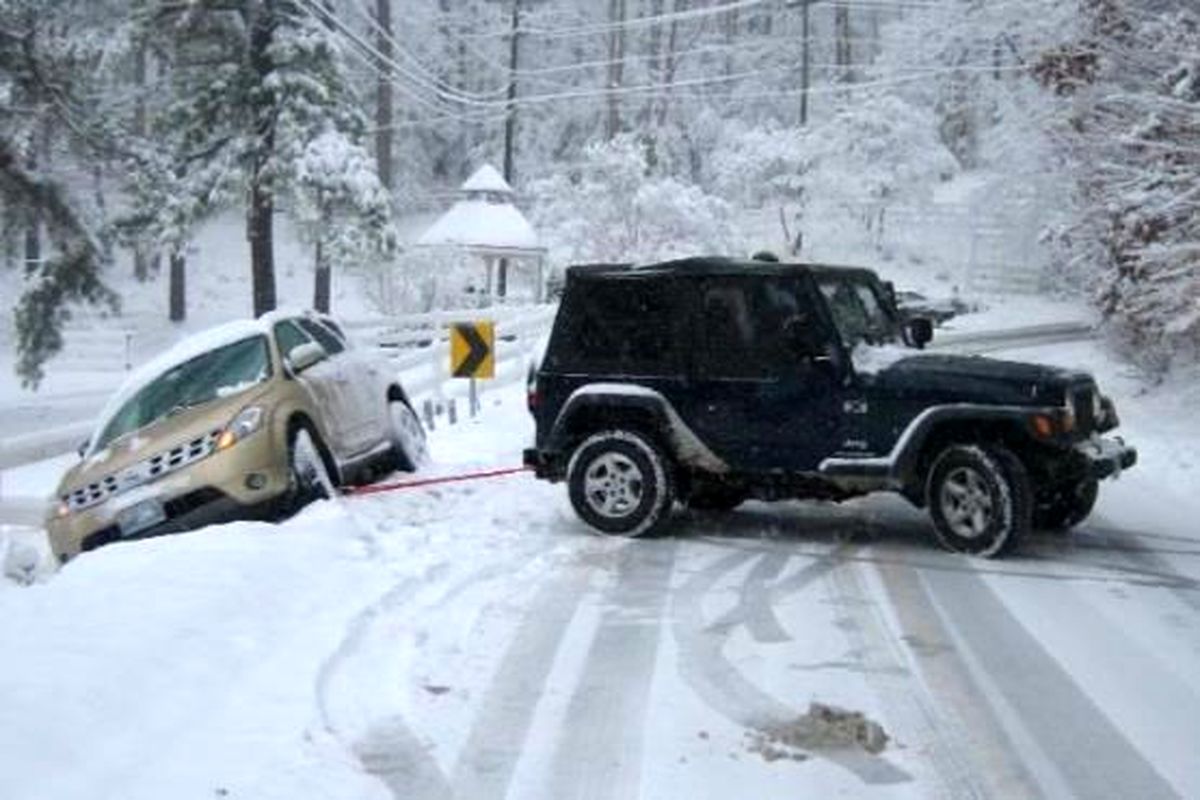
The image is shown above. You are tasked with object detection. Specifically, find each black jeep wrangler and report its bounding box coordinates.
[523,257,1137,557]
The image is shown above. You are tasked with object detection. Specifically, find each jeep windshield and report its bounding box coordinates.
[816,275,901,347]
[93,335,271,451]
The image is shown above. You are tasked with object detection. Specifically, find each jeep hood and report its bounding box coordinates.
[872,353,1091,406]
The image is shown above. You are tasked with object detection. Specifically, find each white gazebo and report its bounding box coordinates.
[416,164,547,303]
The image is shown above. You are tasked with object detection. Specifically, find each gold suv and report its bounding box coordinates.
[46,310,427,562]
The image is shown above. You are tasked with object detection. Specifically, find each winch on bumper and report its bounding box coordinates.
[1075,436,1138,479]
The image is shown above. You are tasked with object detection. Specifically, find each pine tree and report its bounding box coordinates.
[0,0,123,387]
[1036,0,1200,371]
[130,0,391,318]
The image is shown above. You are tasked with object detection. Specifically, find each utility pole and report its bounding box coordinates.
[503,0,519,185]
[375,0,395,193]
[499,0,521,300]
[800,0,811,126]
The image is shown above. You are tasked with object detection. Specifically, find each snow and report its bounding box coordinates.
[851,342,914,374]
[3,301,1200,798]
[460,164,514,195]
[416,199,541,252]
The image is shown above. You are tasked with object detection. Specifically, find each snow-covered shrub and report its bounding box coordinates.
[529,135,736,264]
[1036,3,1200,372]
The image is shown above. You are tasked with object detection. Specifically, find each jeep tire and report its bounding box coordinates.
[1034,477,1098,531]
[567,430,675,537]
[926,444,1031,557]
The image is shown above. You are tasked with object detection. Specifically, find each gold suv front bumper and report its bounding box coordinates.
[46,430,290,561]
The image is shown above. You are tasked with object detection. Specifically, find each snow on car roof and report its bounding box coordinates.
[87,316,282,455]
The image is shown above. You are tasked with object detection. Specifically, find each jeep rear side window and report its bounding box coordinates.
[554,279,677,375]
[699,278,803,379]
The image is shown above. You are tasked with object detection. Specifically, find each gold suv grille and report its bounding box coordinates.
[64,429,223,512]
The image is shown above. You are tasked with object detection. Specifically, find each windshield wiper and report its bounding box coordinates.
[166,398,208,418]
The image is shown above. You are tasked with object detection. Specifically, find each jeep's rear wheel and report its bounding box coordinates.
[567,430,674,537]
[1034,477,1098,530]
[926,444,1031,557]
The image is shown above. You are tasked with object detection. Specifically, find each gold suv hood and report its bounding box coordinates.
[57,383,272,510]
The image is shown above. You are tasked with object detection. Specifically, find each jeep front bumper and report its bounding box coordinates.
[1075,436,1137,480]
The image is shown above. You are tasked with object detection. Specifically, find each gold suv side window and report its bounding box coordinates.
[274,320,317,360]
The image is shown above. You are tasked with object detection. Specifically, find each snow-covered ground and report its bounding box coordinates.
[3,305,1200,798]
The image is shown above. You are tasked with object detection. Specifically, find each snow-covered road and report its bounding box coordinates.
[3,335,1199,799]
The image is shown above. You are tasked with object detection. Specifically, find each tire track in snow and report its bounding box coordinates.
[448,553,597,799]
[314,567,456,800]
[828,553,1004,800]
[543,537,680,800]
[671,541,912,785]
[921,564,1179,799]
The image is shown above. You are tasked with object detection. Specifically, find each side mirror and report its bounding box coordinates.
[286,342,326,374]
[905,317,934,350]
[76,439,90,459]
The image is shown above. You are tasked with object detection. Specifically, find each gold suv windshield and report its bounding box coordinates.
[94,335,271,451]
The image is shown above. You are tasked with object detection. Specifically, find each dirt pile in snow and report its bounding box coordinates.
[748,702,889,761]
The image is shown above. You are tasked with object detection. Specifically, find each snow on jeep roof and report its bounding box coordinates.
[566,256,877,279]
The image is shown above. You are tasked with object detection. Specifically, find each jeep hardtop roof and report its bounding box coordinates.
[565,256,884,283]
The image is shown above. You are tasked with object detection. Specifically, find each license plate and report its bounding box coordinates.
[117,499,167,537]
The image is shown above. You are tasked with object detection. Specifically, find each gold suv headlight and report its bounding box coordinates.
[216,406,264,451]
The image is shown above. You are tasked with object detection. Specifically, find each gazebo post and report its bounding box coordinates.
[537,254,546,303]
[484,255,495,303]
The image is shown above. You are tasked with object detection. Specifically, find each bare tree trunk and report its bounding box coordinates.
[248,175,276,317]
[314,197,333,316]
[658,0,684,128]
[835,5,852,85]
[248,1,277,318]
[723,3,738,81]
[374,0,394,193]
[606,0,627,139]
[133,34,151,281]
[23,136,41,273]
[169,249,186,322]
[800,0,811,125]
[647,0,663,125]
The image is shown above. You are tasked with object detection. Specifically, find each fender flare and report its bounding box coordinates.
[819,403,1046,488]
[546,383,729,474]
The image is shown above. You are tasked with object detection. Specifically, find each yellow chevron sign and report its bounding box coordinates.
[450,321,495,379]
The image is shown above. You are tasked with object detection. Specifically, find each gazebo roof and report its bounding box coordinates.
[460,164,513,195]
[416,164,542,255]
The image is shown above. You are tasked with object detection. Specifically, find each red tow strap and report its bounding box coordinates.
[344,465,532,497]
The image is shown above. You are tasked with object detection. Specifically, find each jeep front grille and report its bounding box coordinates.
[64,429,223,512]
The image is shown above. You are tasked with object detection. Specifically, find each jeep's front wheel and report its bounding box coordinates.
[926,444,1031,557]
[567,430,674,537]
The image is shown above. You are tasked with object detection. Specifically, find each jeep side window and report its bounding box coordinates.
[553,279,678,375]
[698,278,804,379]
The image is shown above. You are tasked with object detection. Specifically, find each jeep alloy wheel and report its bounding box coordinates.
[567,430,674,536]
[926,444,1031,557]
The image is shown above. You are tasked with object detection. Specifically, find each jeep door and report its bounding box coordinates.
[682,276,847,472]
